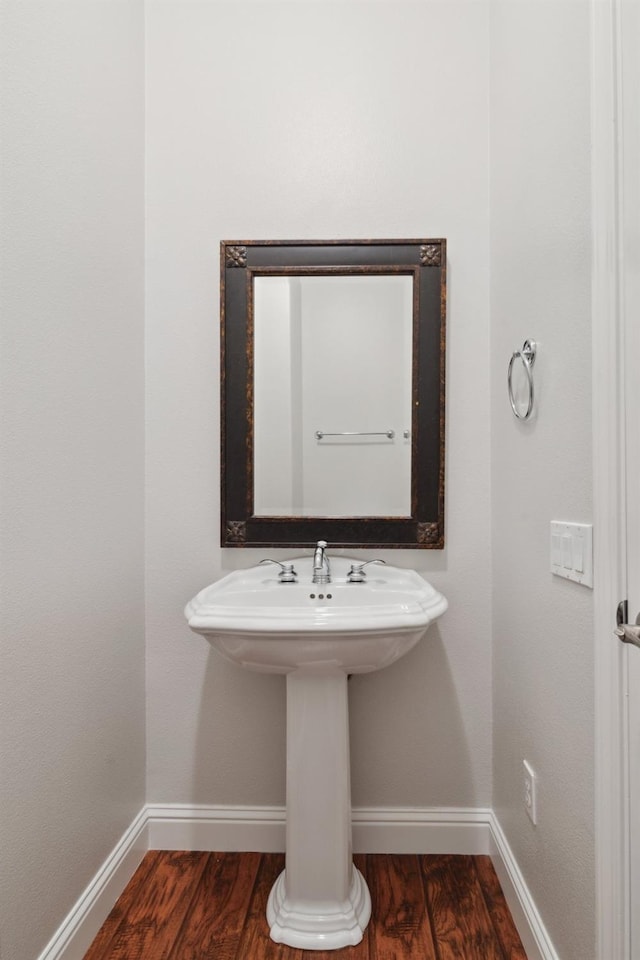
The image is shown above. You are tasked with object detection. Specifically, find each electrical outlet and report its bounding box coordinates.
[523,760,537,825]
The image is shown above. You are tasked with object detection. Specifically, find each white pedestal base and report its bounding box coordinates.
[267,866,371,950]
[268,670,371,950]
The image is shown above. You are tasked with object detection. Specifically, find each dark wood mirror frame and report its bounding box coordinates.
[220,238,446,549]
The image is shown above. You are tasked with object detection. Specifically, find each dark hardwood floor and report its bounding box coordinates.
[83,851,527,960]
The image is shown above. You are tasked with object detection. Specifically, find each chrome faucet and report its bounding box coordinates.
[312,540,331,584]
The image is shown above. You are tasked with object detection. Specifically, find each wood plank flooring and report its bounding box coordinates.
[84,852,527,960]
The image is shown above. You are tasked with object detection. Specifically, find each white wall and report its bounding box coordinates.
[0,3,146,958]
[489,2,595,957]
[145,0,492,811]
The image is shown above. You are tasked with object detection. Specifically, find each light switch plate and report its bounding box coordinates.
[550,522,593,587]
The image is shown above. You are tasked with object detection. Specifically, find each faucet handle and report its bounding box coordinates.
[347,559,386,583]
[259,559,298,582]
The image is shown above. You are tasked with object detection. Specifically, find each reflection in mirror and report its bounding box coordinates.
[254,275,413,518]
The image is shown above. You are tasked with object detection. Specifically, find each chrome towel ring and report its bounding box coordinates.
[508,339,537,420]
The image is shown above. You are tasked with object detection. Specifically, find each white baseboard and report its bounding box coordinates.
[489,812,559,960]
[38,803,557,960]
[146,802,493,855]
[146,803,287,852]
[36,807,148,960]
[353,805,492,854]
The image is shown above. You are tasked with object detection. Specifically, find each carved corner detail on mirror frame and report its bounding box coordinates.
[420,244,441,267]
[417,522,442,546]
[225,520,247,544]
[226,245,247,268]
[220,238,447,550]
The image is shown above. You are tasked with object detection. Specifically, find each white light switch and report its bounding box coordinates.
[551,533,562,566]
[550,522,593,588]
[573,534,584,573]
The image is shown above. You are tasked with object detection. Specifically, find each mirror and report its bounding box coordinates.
[254,274,413,518]
[220,239,446,549]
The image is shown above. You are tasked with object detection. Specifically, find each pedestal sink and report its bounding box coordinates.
[185,552,447,950]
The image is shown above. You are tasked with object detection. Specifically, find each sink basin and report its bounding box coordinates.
[185,556,447,674]
[185,554,447,950]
